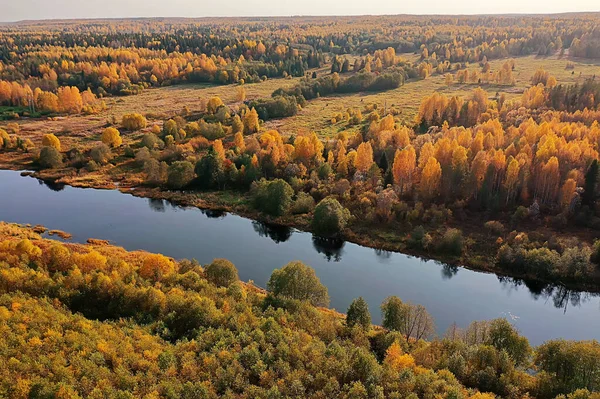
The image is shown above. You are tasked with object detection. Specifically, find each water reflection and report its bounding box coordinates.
[201,209,227,219]
[252,221,293,243]
[498,276,599,313]
[441,264,459,280]
[38,179,65,192]
[312,236,345,262]
[374,249,392,262]
[148,198,166,212]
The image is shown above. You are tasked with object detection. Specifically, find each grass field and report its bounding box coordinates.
[265,54,600,138]
[1,54,598,151]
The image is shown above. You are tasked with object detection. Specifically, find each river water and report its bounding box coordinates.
[0,169,598,345]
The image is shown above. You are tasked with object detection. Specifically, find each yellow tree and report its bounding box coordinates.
[419,157,442,200]
[243,108,260,134]
[384,341,415,371]
[504,158,520,204]
[354,142,374,173]
[213,139,225,161]
[392,145,416,194]
[101,127,122,148]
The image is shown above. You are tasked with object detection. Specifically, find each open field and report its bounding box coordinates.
[266,54,600,138]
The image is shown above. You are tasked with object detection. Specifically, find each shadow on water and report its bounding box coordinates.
[312,236,345,262]
[201,209,227,219]
[38,179,65,192]
[498,275,598,313]
[252,221,293,243]
[148,198,166,212]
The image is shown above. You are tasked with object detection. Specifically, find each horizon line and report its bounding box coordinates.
[3,10,600,24]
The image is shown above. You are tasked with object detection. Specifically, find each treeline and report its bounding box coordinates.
[1,223,600,398]
[273,70,406,103]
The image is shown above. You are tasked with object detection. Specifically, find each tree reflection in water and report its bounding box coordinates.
[441,263,459,280]
[497,276,598,313]
[38,179,65,192]
[252,221,292,243]
[312,236,345,262]
[201,209,226,219]
[148,198,166,212]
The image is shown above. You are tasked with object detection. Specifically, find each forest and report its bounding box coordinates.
[0,13,600,398]
[1,222,600,399]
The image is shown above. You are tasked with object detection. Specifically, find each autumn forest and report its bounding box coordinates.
[1,13,600,399]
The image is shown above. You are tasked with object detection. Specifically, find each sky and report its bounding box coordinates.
[1,0,599,22]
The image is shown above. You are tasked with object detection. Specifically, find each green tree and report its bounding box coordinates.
[267,261,329,306]
[346,297,371,330]
[311,197,351,237]
[167,161,195,189]
[486,318,531,367]
[583,160,598,207]
[251,178,294,216]
[195,148,225,189]
[204,258,239,288]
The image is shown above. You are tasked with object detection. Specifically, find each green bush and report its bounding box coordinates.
[38,146,63,169]
[251,178,294,216]
[311,197,351,237]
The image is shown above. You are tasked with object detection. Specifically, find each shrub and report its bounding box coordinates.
[204,258,239,288]
[101,127,122,147]
[141,133,163,149]
[90,143,112,164]
[38,146,63,169]
[311,197,351,237]
[167,161,195,189]
[291,192,315,214]
[42,133,61,151]
[484,220,505,236]
[437,228,464,256]
[122,113,147,130]
[267,261,329,306]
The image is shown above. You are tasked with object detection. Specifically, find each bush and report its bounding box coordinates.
[291,192,315,214]
[90,143,112,164]
[251,179,294,216]
[38,146,63,169]
[122,113,147,130]
[141,133,163,150]
[42,133,61,151]
[311,197,351,237]
[437,228,464,256]
[204,258,239,288]
[101,127,122,147]
[267,261,329,306]
[167,161,195,189]
[484,220,505,236]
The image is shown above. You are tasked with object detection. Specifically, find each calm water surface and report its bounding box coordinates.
[0,169,598,345]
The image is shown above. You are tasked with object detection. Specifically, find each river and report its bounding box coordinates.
[0,169,598,345]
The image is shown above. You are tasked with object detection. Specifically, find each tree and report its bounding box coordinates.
[354,142,374,173]
[101,127,122,148]
[167,161,195,189]
[195,148,225,189]
[139,253,176,281]
[392,146,416,194]
[42,133,61,151]
[243,107,260,134]
[381,296,434,341]
[420,156,442,200]
[251,178,294,216]
[346,297,371,330]
[204,258,239,287]
[384,341,415,371]
[487,318,531,367]
[38,146,63,169]
[267,261,329,306]
[583,160,598,207]
[311,197,351,237]
[207,96,224,114]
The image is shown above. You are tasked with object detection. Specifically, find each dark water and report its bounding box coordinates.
[0,169,598,345]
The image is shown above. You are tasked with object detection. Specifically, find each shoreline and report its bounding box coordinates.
[6,164,600,295]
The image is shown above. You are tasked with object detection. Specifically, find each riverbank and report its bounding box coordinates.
[9,163,600,295]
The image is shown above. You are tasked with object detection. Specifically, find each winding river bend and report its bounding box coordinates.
[0,169,598,345]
